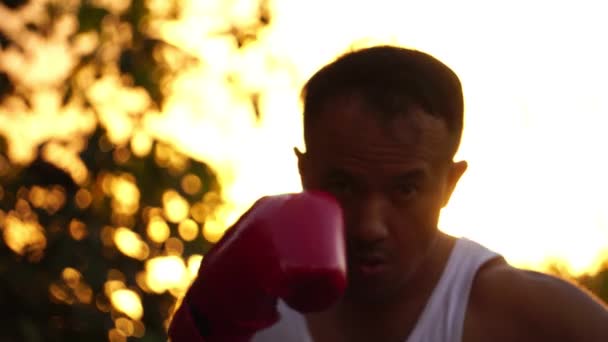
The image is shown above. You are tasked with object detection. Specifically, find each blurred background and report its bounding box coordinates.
[0,0,607,341]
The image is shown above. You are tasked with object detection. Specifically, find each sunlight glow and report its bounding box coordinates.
[144,0,608,276]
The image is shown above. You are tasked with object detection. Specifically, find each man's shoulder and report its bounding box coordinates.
[466,260,608,342]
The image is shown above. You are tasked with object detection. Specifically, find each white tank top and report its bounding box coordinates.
[253,238,500,342]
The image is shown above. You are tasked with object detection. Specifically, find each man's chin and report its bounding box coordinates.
[342,270,401,307]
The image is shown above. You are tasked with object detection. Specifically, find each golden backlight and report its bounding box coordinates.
[142,0,608,276]
[1,0,607,332]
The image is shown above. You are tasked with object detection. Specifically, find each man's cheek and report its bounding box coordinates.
[408,198,440,227]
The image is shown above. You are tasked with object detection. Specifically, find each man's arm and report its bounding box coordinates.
[469,263,608,342]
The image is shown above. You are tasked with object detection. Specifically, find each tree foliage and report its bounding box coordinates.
[0,0,271,340]
[1,126,220,341]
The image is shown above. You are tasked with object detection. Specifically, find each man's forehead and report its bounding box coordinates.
[322,160,432,180]
[307,96,449,149]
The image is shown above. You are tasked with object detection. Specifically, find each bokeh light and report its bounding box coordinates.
[147,216,170,244]
[110,174,140,216]
[69,219,88,240]
[110,289,144,321]
[115,317,135,337]
[62,267,82,288]
[114,227,150,260]
[2,213,47,259]
[181,173,202,195]
[178,219,199,241]
[145,256,188,294]
[162,190,190,223]
[165,237,185,256]
[187,254,204,280]
[130,131,153,157]
[74,188,93,209]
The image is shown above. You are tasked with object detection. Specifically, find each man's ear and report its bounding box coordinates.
[442,160,467,207]
[294,147,309,188]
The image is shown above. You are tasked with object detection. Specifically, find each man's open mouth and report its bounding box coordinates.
[352,254,389,276]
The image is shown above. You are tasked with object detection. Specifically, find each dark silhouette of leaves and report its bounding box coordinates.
[1,0,28,10]
[0,72,13,101]
[77,5,109,33]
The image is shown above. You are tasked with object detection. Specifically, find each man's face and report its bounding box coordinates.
[298,95,466,305]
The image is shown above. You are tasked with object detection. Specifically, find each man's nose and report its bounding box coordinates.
[349,194,389,244]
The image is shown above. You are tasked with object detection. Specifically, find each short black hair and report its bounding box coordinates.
[302,45,464,157]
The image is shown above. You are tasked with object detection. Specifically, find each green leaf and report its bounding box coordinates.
[77,5,109,33]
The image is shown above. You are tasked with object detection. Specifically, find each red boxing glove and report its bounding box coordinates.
[169,191,346,342]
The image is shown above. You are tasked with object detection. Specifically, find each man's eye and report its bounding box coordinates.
[326,179,354,195]
[395,184,417,198]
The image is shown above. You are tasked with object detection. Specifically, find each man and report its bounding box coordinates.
[169,46,608,341]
